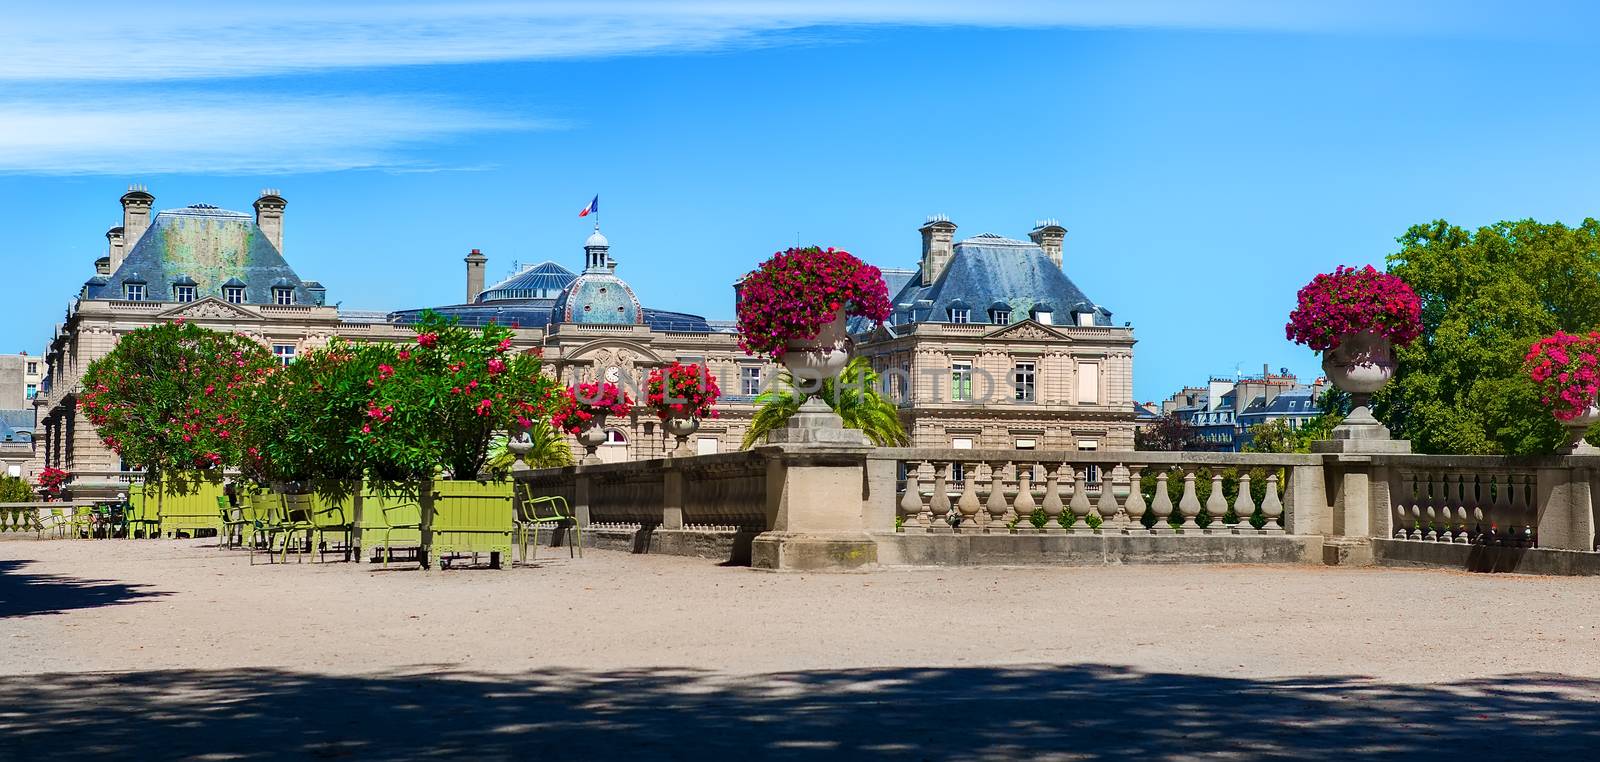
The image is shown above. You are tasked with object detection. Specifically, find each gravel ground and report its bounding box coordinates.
[3,537,1599,760]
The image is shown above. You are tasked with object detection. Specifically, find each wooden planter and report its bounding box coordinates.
[421,479,514,569]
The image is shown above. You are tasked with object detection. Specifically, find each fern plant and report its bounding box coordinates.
[740,357,909,448]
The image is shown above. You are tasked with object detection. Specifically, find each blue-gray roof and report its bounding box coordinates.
[552,271,643,325]
[888,233,1111,327]
[477,261,577,303]
[88,205,316,305]
[0,409,33,443]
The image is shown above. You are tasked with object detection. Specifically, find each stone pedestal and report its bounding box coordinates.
[750,397,877,571]
[1311,408,1412,454]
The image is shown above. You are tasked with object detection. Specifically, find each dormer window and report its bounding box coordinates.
[990,309,1010,325]
[124,283,145,301]
[1077,311,1096,327]
[173,285,196,303]
[272,287,294,305]
[224,286,246,304]
[948,308,969,324]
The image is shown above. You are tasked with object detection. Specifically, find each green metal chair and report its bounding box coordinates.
[39,508,69,539]
[66,505,96,539]
[358,487,422,568]
[513,481,582,563]
[217,496,250,549]
[305,491,355,562]
[247,491,286,565]
[124,487,161,539]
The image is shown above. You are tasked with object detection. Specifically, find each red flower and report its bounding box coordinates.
[417,332,439,348]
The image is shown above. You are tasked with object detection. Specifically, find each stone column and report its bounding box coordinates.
[1535,465,1597,552]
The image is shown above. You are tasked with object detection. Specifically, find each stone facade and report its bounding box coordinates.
[38,188,1138,473]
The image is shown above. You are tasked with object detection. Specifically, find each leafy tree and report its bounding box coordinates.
[741,357,909,448]
[235,339,391,488]
[0,476,32,502]
[1134,412,1212,451]
[80,321,277,481]
[1381,219,1600,454]
[1242,389,1348,454]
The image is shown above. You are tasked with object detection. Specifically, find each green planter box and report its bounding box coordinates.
[356,483,424,565]
[422,479,513,569]
[152,474,225,538]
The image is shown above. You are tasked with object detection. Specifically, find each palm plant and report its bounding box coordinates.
[484,418,575,474]
[741,356,909,448]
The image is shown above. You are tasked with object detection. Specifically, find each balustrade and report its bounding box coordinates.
[1389,467,1539,547]
[887,450,1307,535]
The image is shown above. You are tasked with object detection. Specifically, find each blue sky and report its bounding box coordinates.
[3,1,1598,401]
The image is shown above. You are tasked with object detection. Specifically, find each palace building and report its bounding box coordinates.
[38,188,1136,488]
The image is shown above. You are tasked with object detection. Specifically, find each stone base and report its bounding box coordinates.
[765,398,870,447]
[750,532,878,571]
[1321,537,1374,566]
[1311,438,1412,454]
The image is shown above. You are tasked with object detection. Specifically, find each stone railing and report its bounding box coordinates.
[514,443,1600,572]
[879,449,1317,535]
[0,501,98,534]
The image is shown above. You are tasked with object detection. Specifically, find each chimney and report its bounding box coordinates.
[254,189,286,253]
[104,226,125,273]
[119,185,154,256]
[1028,219,1067,269]
[918,215,957,286]
[464,248,488,303]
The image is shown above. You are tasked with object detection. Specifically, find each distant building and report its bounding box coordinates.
[1156,366,1326,451]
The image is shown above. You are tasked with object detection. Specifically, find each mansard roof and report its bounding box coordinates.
[89,205,314,305]
[883,233,1110,327]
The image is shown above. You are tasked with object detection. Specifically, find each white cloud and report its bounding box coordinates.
[0,0,1526,82]
[0,95,532,175]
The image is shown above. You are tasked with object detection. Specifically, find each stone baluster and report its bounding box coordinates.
[1462,473,1483,543]
[1261,473,1284,533]
[899,461,925,532]
[1040,463,1064,531]
[956,460,981,529]
[1510,473,1533,546]
[929,461,952,531]
[1068,465,1093,532]
[1204,472,1229,533]
[1233,473,1258,534]
[1096,465,1121,532]
[1488,472,1510,544]
[1125,465,1149,533]
[1151,470,1175,534]
[1406,473,1425,540]
[985,461,1011,531]
[1013,461,1038,531]
[1392,471,1411,539]
[1177,470,1202,532]
[1441,472,1462,543]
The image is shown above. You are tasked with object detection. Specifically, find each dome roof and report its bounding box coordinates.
[476,261,577,303]
[584,228,609,249]
[552,272,643,325]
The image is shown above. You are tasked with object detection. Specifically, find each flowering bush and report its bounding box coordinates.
[551,381,634,435]
[646,362,721,420]
[36,467,69,500]
[235,339,389,486]
[1525,331,1600,421]
[1285,265,1423,352]
[360,312,563,482]
[80,321,278,480]
[736,246,892,359]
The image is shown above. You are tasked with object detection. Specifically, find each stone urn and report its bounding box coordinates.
[1561,402,1600,454]
[576,416,609,465]
[1321,331,1401,445]
[781,308,850,391]
[664,415,700,457]
[505,424,534,472]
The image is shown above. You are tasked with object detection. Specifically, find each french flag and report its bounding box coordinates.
[578,195,599,217]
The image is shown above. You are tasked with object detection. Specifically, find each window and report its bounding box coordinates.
[948,308,970,324]
[696,437,720,455]
[1013,362,1036,402]
[990,309,1011,325]
[1077,362,1100,404]
[124,284,145,301]
[950,361,973,402]
[889,368,907,402]
[273,344,296,366]
[1034,310,1053,325]
[273,287,294,305]
[951,437,973,484]
[1078,439,1100,484]
[224,286,246,304]
[740,366,762,396]
[25,384,36,400]
[1077,312,1096,327]
[1015,437,1038,481]
[173,285,196,303]
[25,362,36,375]
[605,429,628,444]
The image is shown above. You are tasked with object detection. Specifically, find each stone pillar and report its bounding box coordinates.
[254,190,286,254]
[464,248,488,303]
[1535,465,1597,552]
[1323,456,1375,566]
[749,400,876,571]
[918,217,957,287]
[120,186,154,251]
[662,467,685,530]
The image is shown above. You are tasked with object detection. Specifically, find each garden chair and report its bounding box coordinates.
[67,505,96,539]
[273,494,320,564]
[360,488,422,568]
[217,496,251,550]
[247,491,288,565]
[306,491,355,562]
[39,507,69,539]
[124,488,161,539]
[513,482,582,563]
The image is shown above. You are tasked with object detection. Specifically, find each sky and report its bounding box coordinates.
[3,0,1599,401]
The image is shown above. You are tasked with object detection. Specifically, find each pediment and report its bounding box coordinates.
[157,297,257,321]
[985,319,1068,342]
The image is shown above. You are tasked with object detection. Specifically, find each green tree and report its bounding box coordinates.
[80,321,277,481]
[0,476,32,502]
[741,357,909,448]
[1242,389,1348,454]
[1135,412,1213,451]
[1381,219,1600,454]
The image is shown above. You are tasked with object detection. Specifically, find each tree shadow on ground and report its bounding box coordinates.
[0,559,168,618]
[1,664,1596,760]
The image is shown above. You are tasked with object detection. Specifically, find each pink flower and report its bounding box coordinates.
[417,333,438,348]
[487,358,506,375]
